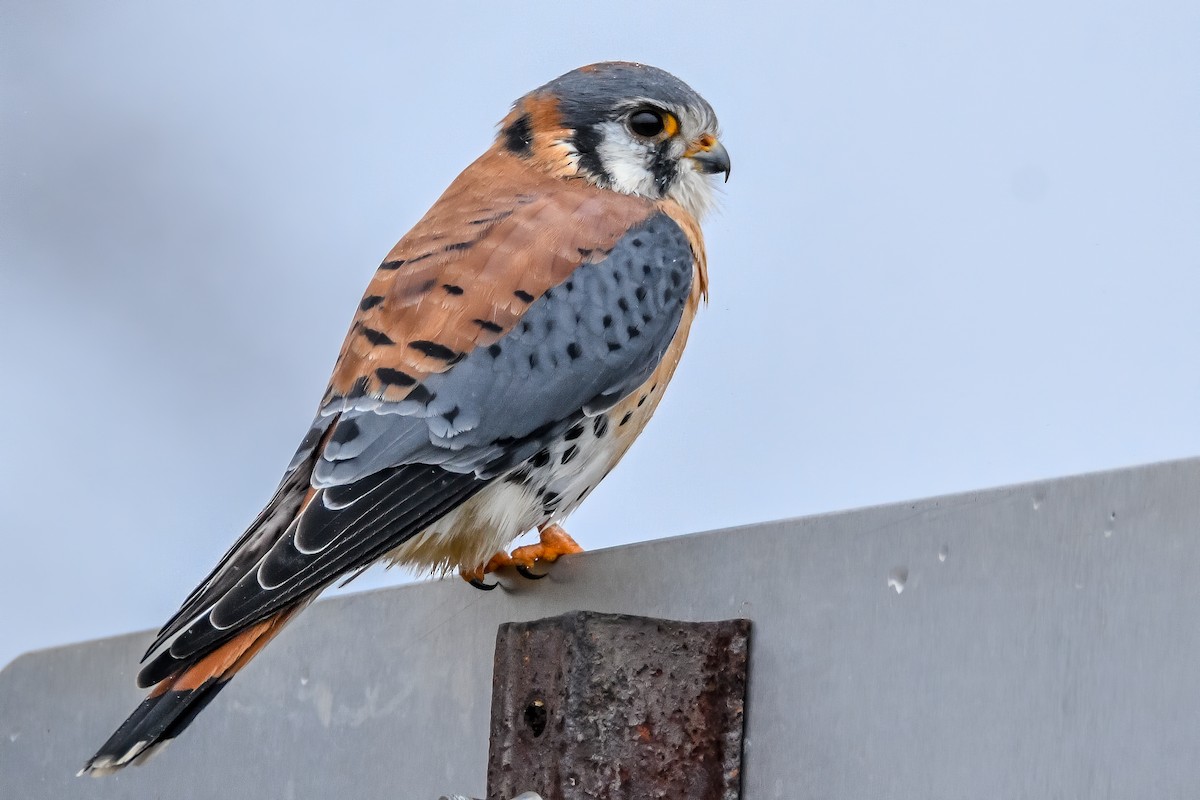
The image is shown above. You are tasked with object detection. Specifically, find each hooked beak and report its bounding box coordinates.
[684,135,731,182]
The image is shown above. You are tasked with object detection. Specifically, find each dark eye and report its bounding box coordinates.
[628,109,665,138]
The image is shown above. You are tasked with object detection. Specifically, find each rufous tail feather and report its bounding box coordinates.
[79,605,300,776]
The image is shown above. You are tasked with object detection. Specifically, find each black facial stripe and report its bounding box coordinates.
[650,146,677,194]
[502,113,533,157]
[572,123,608,185]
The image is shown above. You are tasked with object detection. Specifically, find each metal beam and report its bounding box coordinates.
[3,457,1200,798]
[487,611,749,800]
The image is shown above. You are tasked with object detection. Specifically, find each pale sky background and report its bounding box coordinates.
[1,1,1197,670]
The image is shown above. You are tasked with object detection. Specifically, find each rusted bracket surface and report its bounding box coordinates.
[486,611,751,800]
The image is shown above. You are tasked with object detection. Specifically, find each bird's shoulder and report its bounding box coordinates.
[325,147,696,405]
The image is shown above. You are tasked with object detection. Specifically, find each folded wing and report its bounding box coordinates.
[140,152,697,687]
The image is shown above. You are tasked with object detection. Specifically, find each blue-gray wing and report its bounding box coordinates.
[139,210,695,685]
[315,210,694,484]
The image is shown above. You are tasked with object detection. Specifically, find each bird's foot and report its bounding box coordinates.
[460,552,516,591]
[508,524,585,576]
[461,524,585,590]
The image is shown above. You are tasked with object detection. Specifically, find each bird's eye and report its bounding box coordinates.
[628,109,666,138]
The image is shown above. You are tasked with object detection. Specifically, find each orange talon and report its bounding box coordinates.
[484,551,515,572]
[510,523,585,569]
[460,524,585,587]
[460,551,514,588]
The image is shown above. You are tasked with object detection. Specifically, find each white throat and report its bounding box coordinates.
[667,162,718,221]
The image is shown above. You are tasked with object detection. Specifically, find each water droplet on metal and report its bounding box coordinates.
[1032,493,1045,510]
[887,567,908,594]
[938,545,949,562]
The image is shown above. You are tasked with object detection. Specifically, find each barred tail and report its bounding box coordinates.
[79,605,300,776]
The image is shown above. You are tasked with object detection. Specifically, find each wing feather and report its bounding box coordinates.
[141,146,700,686]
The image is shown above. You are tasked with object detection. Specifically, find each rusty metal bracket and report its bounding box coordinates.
[486,611,751,800]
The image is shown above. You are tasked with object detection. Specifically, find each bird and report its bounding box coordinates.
[81,61,730,776]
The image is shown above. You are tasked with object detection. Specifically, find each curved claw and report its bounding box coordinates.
[469,578,498,591]
[515,565,547,581]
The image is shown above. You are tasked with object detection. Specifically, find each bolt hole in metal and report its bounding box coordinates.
[524,699,547,737]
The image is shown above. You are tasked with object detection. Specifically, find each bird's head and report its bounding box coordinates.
[497,62,729,219]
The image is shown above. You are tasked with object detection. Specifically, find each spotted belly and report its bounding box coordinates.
[382,371,671,576]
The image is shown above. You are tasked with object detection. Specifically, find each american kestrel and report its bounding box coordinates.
[82,61,729,775]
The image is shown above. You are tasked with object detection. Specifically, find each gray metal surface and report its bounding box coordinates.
[3,457,1200,799]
